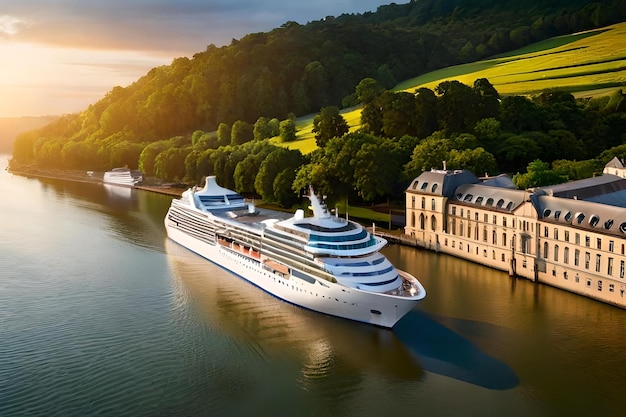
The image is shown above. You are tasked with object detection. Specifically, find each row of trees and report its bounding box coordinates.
[11,76,626,208]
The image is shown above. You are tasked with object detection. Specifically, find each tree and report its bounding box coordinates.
[231,120,254,145]
[255,147,304,202]
[217,122,231,147]
[279,119,297,142]
[253,117,271,141]
[413,88,438,139]
[139,140,170,176]
[355,78,385,105]
[435,80,480,134]
[312,106,349,147]
[404,132,452,178]
[512,159,568,190]
[447,147,498,177]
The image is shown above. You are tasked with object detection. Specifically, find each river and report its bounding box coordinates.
[1,155,625,417]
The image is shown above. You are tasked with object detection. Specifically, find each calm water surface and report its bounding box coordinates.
[1,155,626,417]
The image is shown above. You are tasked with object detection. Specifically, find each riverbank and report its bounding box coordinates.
[8,165,186,197]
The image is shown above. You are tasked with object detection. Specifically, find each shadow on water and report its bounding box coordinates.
[394,309,519,390]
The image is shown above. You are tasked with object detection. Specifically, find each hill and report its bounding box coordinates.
[0,116,58,153]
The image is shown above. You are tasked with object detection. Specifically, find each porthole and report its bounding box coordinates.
[619,222,626,234]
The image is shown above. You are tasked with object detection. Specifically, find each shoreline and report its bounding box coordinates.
[8,165,186,197]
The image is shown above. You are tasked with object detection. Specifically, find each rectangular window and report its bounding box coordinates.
[585,236,590,247]
[444,238,448,246]
[565,231,570,242]
[503,217,507,227]
[493,215,497,225]
[564,247,569,264]
[585,252,590,269]
[544,226,549,237]
[621,260,624,279]
[608,258,614,276]
[484,213,488,222]
[451,207,456,215]
[461,208,464,217]
[609,284,615,292]
[574,249,580,266]
[554,245,559,262]
[598,280,602,291]
[596,254,601,273]
[597,238,602,250]
[475,212,478,221]
[554,229,558,240]
[575,233,580,245]
[609,240,614,252]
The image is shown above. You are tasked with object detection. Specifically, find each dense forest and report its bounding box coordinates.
[9,0,626,207]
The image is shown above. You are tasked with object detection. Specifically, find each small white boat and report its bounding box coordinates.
[103,168,142,186]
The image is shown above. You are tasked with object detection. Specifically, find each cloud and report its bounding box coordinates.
[0,15,31,38]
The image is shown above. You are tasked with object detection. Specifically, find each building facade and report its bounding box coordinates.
[405,165,626,309]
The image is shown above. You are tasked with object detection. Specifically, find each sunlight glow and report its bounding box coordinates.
[0,41,171,117]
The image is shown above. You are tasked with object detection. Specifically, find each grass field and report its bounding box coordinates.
[281,22,626,155]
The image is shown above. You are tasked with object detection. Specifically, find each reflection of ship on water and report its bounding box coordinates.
[104,183,132,199]
[165,239,423,381]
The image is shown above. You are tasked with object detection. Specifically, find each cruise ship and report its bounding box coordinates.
[164,176,426,328]
[103,167,143,186]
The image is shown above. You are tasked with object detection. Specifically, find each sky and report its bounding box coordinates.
[0,0,394,118]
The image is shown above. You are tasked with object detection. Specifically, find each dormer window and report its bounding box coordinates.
[420,182,429,190]
[589,215,600,227]
[554,210,561,220]
[431,183,438,193]
[506,201,514,210]
[543,209,552,218]
[463,194,473,202]
[475,196,483,204]
[604,219,614,230]
[496,199,504,208]
[564,212,572,222]
[486,198,494,206]
[619,222,626,234]
[575,213,585,224]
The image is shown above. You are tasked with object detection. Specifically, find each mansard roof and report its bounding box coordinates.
[536,174,626,200]
[534,194,626,237]
[407,169,479,198]
[452,183,527,213]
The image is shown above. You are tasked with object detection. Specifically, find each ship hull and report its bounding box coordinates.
[165,216,419,328]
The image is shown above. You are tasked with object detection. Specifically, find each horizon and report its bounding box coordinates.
[0,0,393,118]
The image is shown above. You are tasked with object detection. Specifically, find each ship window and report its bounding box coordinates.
[589,215,600,227]
[605,219,614,230]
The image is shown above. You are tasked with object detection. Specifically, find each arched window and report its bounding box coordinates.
[431,216,437,231]
[554,244,559,262]
[496,199,504,208]
[421,197,425,209]
[411,212,415,227]
[431,183,438,193]
[543,241,549,259]
[419,213,425,230]
[492,230,497,245]
[502,233,507,248]
[411,196,415,209]
[431,199,436,211]
[486,198,494,206]
[564,247,569,264]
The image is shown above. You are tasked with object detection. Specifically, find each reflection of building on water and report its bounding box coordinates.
[164,239,423,381]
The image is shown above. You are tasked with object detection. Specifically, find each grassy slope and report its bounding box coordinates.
[281,22,626,156]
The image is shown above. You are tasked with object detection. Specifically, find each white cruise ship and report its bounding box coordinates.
[103,167,143,186]
[164,176,426,328]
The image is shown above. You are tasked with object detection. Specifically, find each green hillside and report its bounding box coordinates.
[284,23,626,155]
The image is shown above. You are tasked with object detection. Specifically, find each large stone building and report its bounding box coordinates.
[405,161,626,309]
